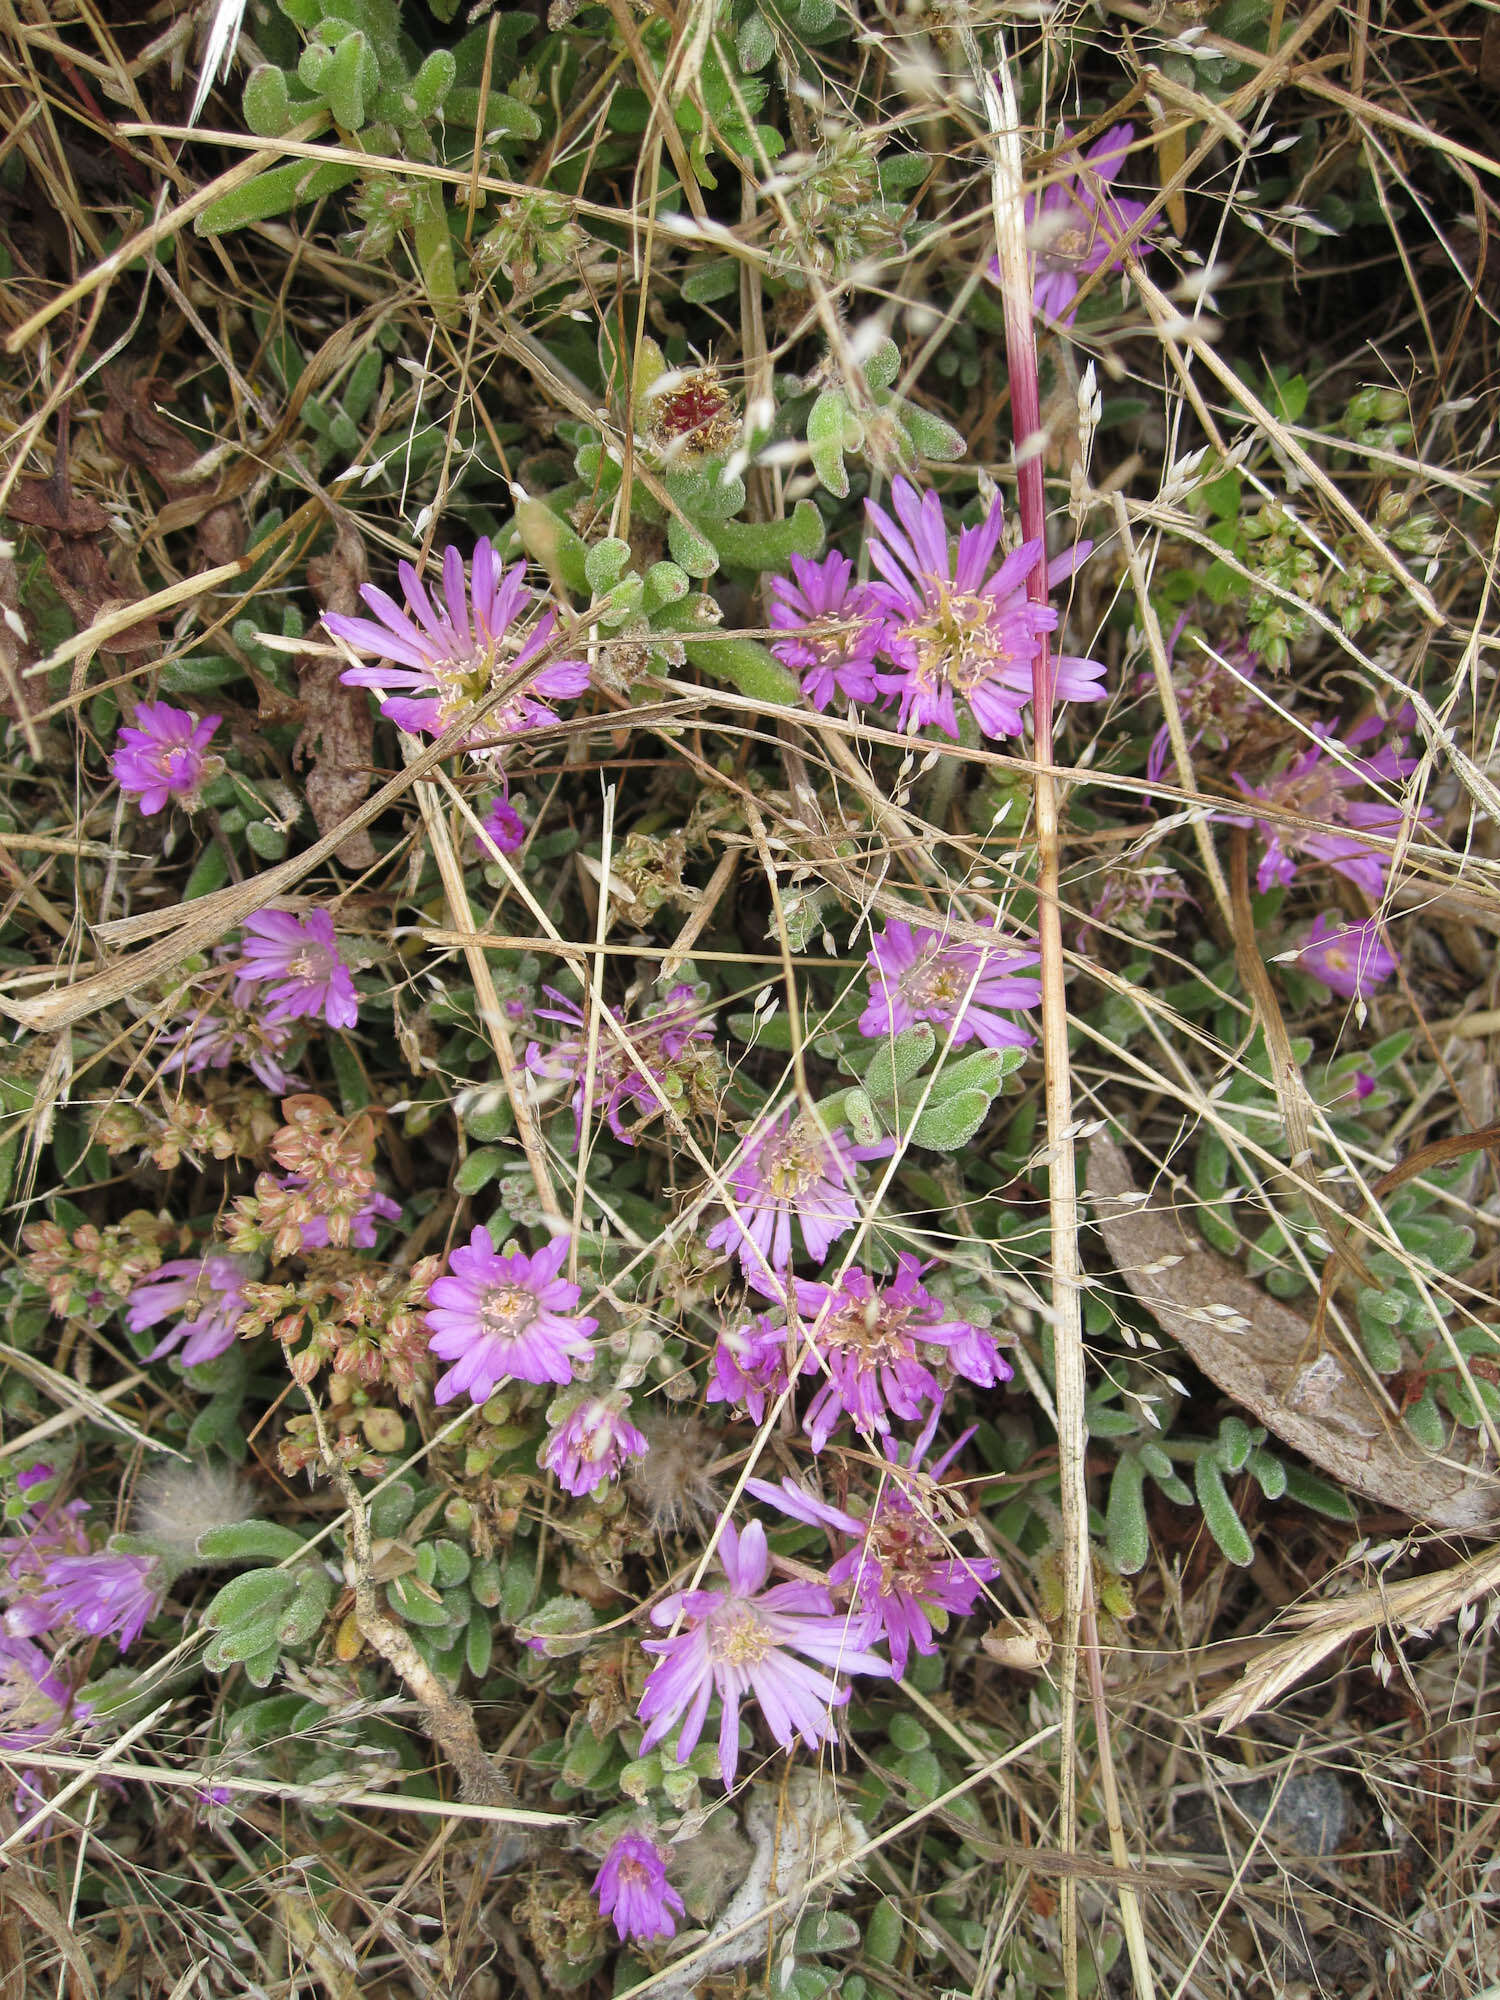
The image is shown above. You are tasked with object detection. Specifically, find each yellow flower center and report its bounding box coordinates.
[1049,223,1092,265]
[906,586,999,698]
[480,1283,537,1339]
[826,1294,912,1370]
[901,942,966,1011]
[765,1126,824,1199]
[713,1604,776,1665]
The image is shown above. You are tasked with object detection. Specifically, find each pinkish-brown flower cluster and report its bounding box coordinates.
[21,1212,172,1325]
[239,1256,437,1402]
[226,1095,399,1260]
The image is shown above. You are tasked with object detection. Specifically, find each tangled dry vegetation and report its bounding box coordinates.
[1,0,1500,1996]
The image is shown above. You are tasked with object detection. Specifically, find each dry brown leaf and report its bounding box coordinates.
[1087,1132,1500,1531]
[5,480,111,536]
[41,533,160,656]
[100,371,202,488]
[297,530,376,869]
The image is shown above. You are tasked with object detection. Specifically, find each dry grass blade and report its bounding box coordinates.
[1200,1539,1500,1732]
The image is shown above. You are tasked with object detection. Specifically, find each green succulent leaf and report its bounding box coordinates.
[1105,1453,1151,1575]
[841,1086,882,1144]
[203,1568,299,1631]
[865,1896,904,1965]
[196,1520,308,1564]
[899,402,967,461]
[807,388,858,496]
[680,633,801,704]
[195,160,361,235]
[862,338,901,391]
[515,498,590,595]
[242,64,297,136]
[455,1147,508,1195]
[862,1023,936,1103]
[276,1567,336,1646]
[1194,1454,1255,1567]
[908,1087,991,1152]
[1280,1464,1358,1520]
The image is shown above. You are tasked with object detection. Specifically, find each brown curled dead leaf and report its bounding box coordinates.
[1087,1132,1500,1532]
[296,528,377,870]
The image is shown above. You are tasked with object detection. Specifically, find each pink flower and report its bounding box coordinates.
[158,998,299,1094]
[0,1485,90,1636]
[1228,711,1433,899]
[110,702,221,814]
[36,1552,162,1653]
[296,1188,402,1251]
[863,478,1105,741]
[541,1394,648,1497]
[476,791,526,857]
[860,916,1040,1050]
[1297,913,1397,999]
[785,1257,1011,1453]
[749,1431,998,1677]
[768,552,885,710]
[594,1832,685,1944]
[125,1254,251,1366]
[237,909,359,1031]
[324,536,588,742]
[526,983,714,1147]
[0,1636,84,1750]
[704,1110,883,1296]
[424,1230,598,1405]
[706,1313,795,1425]
[637,1519,890,1787]
[988,122,1155,327]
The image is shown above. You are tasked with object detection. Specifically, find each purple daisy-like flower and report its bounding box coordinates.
[158,998,299,1095]
[476,791,526,858]
[863,478,1106,742]
[1297,914,1397,1000]
[236,909,359,1032]
[637,1518,890,1788]
[0,1636,83,1750]
[749,1432,999,1678]
[987,122,1155,327]
[706,1312,797,1425]
[1227,711,1433,900]
[785,1257,1011,1453]
[527,984,714,1147]
[125,1254,251,1367]
[297,1188,403,1252]
[594,1832,686,1944]
[0,1486,89,1588]
[110,702,222,815]
[36,1551,162,1654]
[0,1485,91,1638]
[424,1229,598,1405]
[541,1393,649,1497]
[860,915,1040,1051]
[324,536,589,742]
[704,1110,882,1296]
[768,552,885,711]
